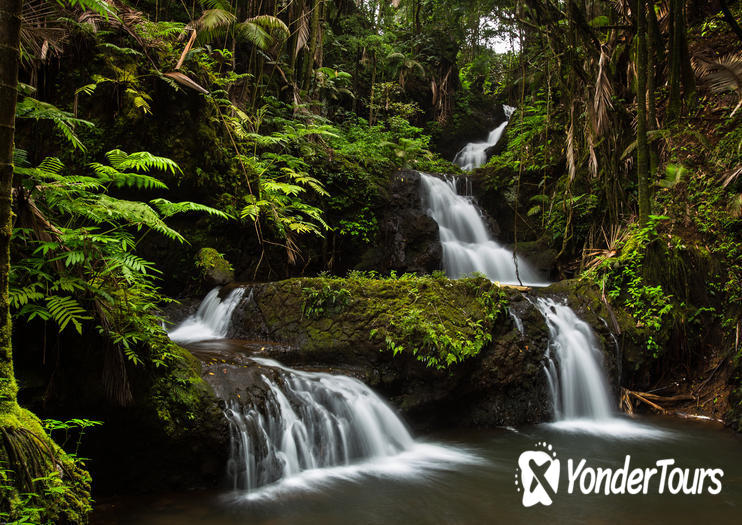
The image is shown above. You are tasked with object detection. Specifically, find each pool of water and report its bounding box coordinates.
[92,416,742,524]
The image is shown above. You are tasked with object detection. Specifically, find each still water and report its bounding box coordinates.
[93,416,742,524]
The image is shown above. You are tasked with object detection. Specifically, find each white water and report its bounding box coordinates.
[453,105,515,170]
[420,173,546,286]
[224,358,479,495]
[534,298,664,438]
[168,287,247,344]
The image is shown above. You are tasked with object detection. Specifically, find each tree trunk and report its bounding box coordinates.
[668,0,695,119]
[636,0,650,226]
[0,0,21,414]
[720,0,742,43]
[668,0,682,119]
[369,50,377,125]
[647,0,659,178]
[303,0,322,92]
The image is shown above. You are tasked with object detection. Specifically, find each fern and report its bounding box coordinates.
[15,97,94,151]
[149,198,232,219]
[38,296,93,334]
[89,162,169,190]
[9,283,45,309]
[105,149,181,175]
[98,43,143,56]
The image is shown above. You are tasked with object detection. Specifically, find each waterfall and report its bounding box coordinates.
[453,105,515,170]
[171,289,479,497]
[419,173,545,286]
[534,298,614,420]
[168,287,246,344]
[224,358,416,492]
[197,356,480,498]
[534,297,664,437]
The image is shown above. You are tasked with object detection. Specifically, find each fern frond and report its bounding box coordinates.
[9,283,45,309]
[149,198,232,219]
[45,295,92,334]
[98,42,142,56]
[105,149,181,174]
[90,162,169,190]
[16,97,94,151]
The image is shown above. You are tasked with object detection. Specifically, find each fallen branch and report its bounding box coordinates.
[620,387,695,415]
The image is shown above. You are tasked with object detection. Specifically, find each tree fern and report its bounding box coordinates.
[15,97,93,150]
[89,162,168,190]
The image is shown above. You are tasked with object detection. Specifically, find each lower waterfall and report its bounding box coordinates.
[534,297,664,437]
[535,297,614,420]
[224,358,414,491]
[169,289,479,497]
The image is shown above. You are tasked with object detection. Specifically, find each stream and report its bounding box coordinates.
[93,167,741,523]
[93,342,742,524]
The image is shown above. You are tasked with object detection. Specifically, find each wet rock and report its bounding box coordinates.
[358,171,442,274]
[508,240,558,281]
[225,276,553,429]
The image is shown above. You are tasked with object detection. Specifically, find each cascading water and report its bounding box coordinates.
[168,287,247,344]
[223,358,416,492]
[169,289,479,497]
[534,298,613,420]
[534,297,664,436]
[419,173,546,286]
[453,105,515,170]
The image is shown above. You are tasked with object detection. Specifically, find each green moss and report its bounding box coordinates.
[1,406,92,524]
[147,337,224,441]
[258,273,510,370]
[195,247,234,283]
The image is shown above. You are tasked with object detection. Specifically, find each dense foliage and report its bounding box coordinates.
[2,0,742,520]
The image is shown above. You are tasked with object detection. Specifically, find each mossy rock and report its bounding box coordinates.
[196,247,234,286]
[229,275,553,428]
[13,327,228,495]
[1,405,92,524]
[86,337,229,492]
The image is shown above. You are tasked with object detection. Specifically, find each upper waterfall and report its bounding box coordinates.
[168,287,246,344]
[453,105,515,171]
[419,173,546,286]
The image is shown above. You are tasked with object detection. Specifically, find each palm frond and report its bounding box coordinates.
[162,71,209,94]
[593,48,614,136]
[693,51,742,115]
[199,0,232,10]
[723,166,742,188]
[236,21,272,50]
[195,8,235,41]
[294,9,309,58]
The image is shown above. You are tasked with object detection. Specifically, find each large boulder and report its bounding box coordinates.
[225,276,553,429]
